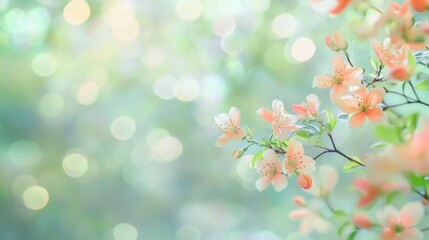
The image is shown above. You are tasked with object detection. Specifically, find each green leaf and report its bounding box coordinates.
[337,113,348,121]
[347,231,357,240]
[407,51,416,71]
[337,222,350,237]
[375,125,402,144]
[385,191,399,205]
[370,56,380,71]
[416,80,429,91]
[251,149,264,168]
[343,161,360,173]
[405,113,419,133]
[324,109,336,133]
[416,72,429,82]
[351,156,364,165]
[408,173,425,187]
[295,130,310,139]
[333,210,347,218]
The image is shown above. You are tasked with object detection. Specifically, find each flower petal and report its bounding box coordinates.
[272,174,288,192]
[349,112,366,128]
[400,202,423,227]
[255,177,271,192]
[367,108,384,123]
[287,140,304,163]
[334,95,359,113]
[229,107,241,127]
[215,134,232,147]
[401,228,423,240]
[377,206,399,227]
[256,108,274,123]
[214,113,230,129]
[368,87,386,106]
[313,75,332,88]
[330,84,348,101]
[333,54,346,72]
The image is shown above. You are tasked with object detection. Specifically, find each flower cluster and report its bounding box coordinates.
[215,0,429,238]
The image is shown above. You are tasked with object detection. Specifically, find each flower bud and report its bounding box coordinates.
[411,0,429,12]
[352,213,373,229]
[293,196,306,206]
[325,31,348,51]
[389,65,413,81]
[297,174,313,190]
[232,149,244,158]
[422,198,429,206]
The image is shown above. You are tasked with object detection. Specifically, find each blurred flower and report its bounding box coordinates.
[313,54,362,101]
[309,165,338,198]
[215,107,246,147]
[284,140,315,176]
[324,31,348,51]
[330,0,351,15]
[294,196,306,206]
[257,100,300,140]
[377,202,423,240]
[255,149,288,192]
[292,94,320,119]
[372,39,407,68]
[289,203,332,234]
[354,178,409,208]
[334,86,385,128]
[352,212,373,229]
[411,0,429,12]
[297,174,313,190]
[389,63,414,81]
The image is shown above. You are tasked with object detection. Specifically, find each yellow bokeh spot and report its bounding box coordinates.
[63,0,91,26]
[63,153,88,178]
[290,37,316,63]
[22,186,49,210]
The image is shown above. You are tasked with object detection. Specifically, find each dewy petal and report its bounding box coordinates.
[292,104,308,117]
[272,174,288,192]
[349,112,367,128]
[368,87,386,106]
[215,134,232,147]
[313,75,332,88]
[256,108,274,123]
[255,177,271,192]
[272,99,285,116]
[229,107,241,128]
[399,202,423,228]
[287,140,304,163]
[367,108,384,123]
[333,53,346,72]
[296,155,316,174]
[344,67,363,85]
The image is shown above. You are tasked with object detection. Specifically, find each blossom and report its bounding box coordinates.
[313,54,363,101]
[289,203,332,234]
[284,140,315,175]
[372,39,407,68]
[257,99,300,140]
[292,94,320,119]
[377,202,424,240]
[352,212,373,229]
[214,107,246,146]
[325,31,348,51]
[330,0,351,15]
[297,174,313,190]
[334,86,385,128]
[308,165,338,198]
[354,178,409,208]
[389,64,414,81]
[255,149,288,192]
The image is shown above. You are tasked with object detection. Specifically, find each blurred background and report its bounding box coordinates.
[1,0,427,239]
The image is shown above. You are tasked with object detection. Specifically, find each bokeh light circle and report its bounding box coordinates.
[76,81,99,105]
[63,0,91,26]
[152,136,183,162]
[22,186,49,210]
[153,76,177,100]
[290,37,316,62]
[174,78,200,102]
[244,0,271,13]
[110,116,137,141]
[62,153,88,178]
[176,0,203,21]
[271,13,296,38]
[31,52,57,77]
[113,223,138,240]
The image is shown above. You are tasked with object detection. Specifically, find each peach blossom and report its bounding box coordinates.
[313,54,363,101]
[334,86,385,128]
[255,149,288,192]
[292,94,320,119]
[257,99,300,140]
[389,64,413,81]
[330,0,351,15]
[289,204,332,234]
[297,174,313,190]
[377,202,424,240]
[325,31,348,51]
[354,178,410,208]
[215,107,246,146]
[284,140,316,175]
[309,165,338,197]
[352,213,373,229]
[294,196,306,206]
[372,39,408,68]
